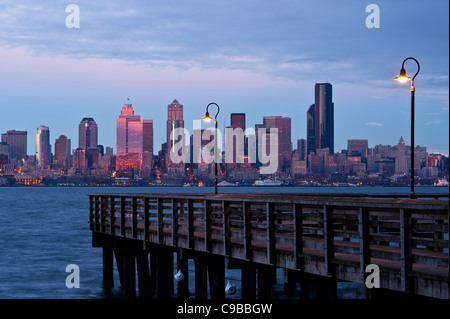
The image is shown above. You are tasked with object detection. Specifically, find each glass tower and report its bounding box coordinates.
[314,83,334,154]
[36,125,51,169]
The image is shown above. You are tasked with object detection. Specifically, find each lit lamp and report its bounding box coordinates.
[395,57,420,199]
[203,102,220,194]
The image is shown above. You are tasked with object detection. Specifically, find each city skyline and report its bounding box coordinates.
[0,1,448,156]
[1,93,448,159]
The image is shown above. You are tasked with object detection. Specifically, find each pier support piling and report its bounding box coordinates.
[102,243,114,290]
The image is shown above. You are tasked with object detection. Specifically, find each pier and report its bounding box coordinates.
[88,192,449,299]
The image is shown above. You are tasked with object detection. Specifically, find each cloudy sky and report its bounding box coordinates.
[0,0,448,156]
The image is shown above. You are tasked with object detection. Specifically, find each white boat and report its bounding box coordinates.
[253,179,282,186]
[217,181,237,187]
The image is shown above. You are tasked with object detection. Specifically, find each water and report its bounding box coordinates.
[0,186,447,299]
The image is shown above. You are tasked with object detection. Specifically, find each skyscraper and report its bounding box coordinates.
[228,113,246,169]
[117,104,143,155]
[314,83,334,154]
[78,118,98,150]
[36,126,51,169]
[257,116,292,173]
[306,104,316,156]
[166,99,185,174]
[54,135,71,168]
[5,130,27,163]
[166,99,184,152]
[116,104,153,172]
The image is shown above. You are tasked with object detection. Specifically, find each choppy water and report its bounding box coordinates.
[0,186,447,299]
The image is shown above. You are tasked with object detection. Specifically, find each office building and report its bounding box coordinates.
[54,135,71,168]
[314,83,334,154]
[5,130,27,163]
[36,126,51,169]
[78,118,98,150]
[116,103,153,172]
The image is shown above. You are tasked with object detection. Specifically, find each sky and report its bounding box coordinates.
[0,0,448,156]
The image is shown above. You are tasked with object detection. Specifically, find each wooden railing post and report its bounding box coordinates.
[223,201,230,256]
[100,196,107,233]
[358,207,370,284]
[132,197,138,239]
[144,197,150,242]
[120,196,126,237]
[267,203,276,265]
[293,203,303,270]
[172,199,178,246]
[110,195,116,235]
[400,209,412,292]
[157,198,163,244]
[205,200,212,252]
[323,205,334,276]
[187,199,194,249]
[243,202,251,261]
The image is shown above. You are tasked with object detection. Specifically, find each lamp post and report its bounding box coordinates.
[395,57,420,199]
[203,102,220,194]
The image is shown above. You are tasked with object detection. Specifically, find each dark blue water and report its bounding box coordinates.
[0,186,447,299]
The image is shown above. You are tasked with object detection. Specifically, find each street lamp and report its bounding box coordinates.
[203,102,220,194]
[395,57,420,199]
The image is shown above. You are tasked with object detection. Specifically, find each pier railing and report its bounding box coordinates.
[89,193,449,299]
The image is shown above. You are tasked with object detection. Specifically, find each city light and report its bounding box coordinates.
[202,112,213,122]
[394,68,411,83]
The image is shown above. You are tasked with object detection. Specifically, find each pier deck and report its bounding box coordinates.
[89,193,449,299]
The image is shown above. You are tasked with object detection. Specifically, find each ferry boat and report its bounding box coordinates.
[217,181,237,187]
[253,179,282,186]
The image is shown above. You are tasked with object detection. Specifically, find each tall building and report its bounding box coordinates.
[167,99,184,151]
[166,99,185,174]
[143,119,154,155]
[116,104,153,172]
[117,104,143,155]
[36,126,51,169]
[395,136,408,174]
[54,135,71,168]
[72,148,86,173]
[306,104,316,156]
[227,113,246,169]
[314,83,334,154]
[257,116,292,173]
[78,118,98,150]
[5,130,27,163]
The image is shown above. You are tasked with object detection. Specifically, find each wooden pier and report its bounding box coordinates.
[88,193,449,299]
